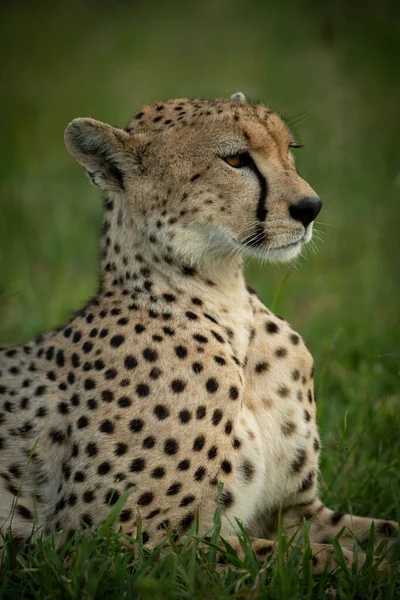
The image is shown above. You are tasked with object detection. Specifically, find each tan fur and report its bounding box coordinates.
[0,95,397,572]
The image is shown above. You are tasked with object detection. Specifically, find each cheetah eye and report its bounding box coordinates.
[223,152,251,168]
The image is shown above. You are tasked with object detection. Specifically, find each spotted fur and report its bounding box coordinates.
[0,94,397,572]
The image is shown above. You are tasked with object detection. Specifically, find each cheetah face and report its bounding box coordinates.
[65,94,321,265]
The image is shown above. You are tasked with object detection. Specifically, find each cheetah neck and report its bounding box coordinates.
[98,194,254,361]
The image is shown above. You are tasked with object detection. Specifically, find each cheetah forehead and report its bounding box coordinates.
[125,94,274,137]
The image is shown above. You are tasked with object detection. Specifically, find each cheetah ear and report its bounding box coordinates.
[64,118,132,192]
[229,92,247,103]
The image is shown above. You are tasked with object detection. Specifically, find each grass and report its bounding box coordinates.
[0,0,399,597]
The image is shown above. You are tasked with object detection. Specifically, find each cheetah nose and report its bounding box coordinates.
[289,196,322,228]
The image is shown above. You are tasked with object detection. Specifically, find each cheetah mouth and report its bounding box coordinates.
[273,238,304,251]
[235,232,308,263]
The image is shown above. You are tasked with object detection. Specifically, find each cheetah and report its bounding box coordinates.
[0,93,398,574]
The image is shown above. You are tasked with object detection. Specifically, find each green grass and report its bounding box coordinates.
[0,0,399,597]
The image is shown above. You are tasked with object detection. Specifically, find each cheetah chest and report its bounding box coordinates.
[220,316,319,532]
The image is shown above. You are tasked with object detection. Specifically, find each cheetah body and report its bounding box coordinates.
[0,94,397,565]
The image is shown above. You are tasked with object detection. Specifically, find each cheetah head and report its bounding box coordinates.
[65,93,321,265]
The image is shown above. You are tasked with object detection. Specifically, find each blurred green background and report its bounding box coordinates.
[0,0,399,515]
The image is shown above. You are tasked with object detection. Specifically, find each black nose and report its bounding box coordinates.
[289,196,322,227]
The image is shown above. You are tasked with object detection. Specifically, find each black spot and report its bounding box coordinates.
[70,393,80,406]
[190,173,200,182]
[105,368,117,380]
[206,378,219,393]
[166,482,182,496]
[221,490,234,509]
[105,489,120,506]
[171,379,186,393]
[83,490,95,503]
[266,321,279,334]
[56,350,65,367]
[86,442,98,457]
[175,346,188,359]
[102,390,114,403]
[211,331,224,343]
[278,386,289,398]
[151,467,165,479]
[180,495,195,507]
[185,311,198,320]
[130,419,144,433]
[136,383,150,397]
[377,521,396,537]
[124,355,138,370]
[241,459,255,482]
[224,421,233,435]
[221,460,232,474]
[143,348,158,362]
[193,334,208,344]
[194,466,206,481]
[212,409,223,426]
[256,545,272,557]
[282,421,296,436]
[196,406,206,419]
[154,404,169,420]
[290,334,300,345]
[100,420,114,434]
[77,415,89,428]
[177,459,190,471]
[82,342,93,354]
[164,438,179,455]
[130,457,145,472]
[292,370,300,381]
[110,335,125,348]
[229,386,239,400]
[146,509,161,520]
[120,509,132,522]
[118,396,132,408]
[290,449,307,473]
[137,492,153,506]
[179,410,191,424]
[149,367,162,380]
[142,436,156,449]
[45,346,55,360]
[193,436,205,451]
[275,347,288,358]
[206,446,218,464]
[255,361,269,374]
[331,512,344,526]
[192,362,203,374]
[84,379,96,390]
[50,429,66,444]
[313,438,320,452]
[16,505,33,520]
[214,355,226,366]
[298,471,314,492]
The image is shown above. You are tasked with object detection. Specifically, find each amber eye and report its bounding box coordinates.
[223,152,251,168]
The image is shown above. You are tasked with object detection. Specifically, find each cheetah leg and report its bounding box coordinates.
[216,536,362,574]
[282,499,399,554]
